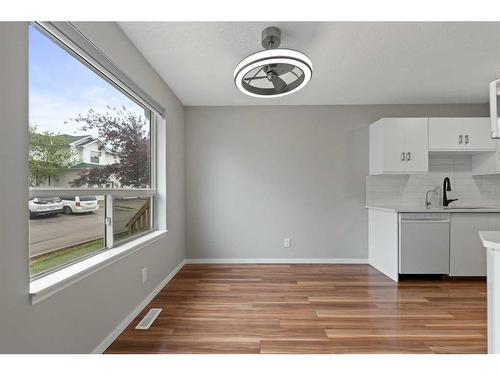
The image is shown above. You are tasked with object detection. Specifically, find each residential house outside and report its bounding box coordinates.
[56,134,119,188]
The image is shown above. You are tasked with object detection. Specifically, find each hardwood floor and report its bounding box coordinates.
[105,264,487,354]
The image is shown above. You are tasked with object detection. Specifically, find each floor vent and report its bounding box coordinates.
[135,308,162,330]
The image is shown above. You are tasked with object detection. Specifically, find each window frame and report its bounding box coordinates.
[28,22,161,282]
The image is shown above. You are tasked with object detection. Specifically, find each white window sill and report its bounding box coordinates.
[29,230,167,305]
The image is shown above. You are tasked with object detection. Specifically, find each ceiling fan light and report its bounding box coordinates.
[234,49,313,98]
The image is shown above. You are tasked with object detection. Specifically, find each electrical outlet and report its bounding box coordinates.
[283,238,291,248]
[141,267,148,283]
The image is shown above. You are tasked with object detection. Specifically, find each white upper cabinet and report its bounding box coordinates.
[371,117,498,176]
[428,118,461,150]
[429,117,495,151]
[462,118,496,150]
[369,118,428,175]
[405,119,430,172]
[472,140,500,175]
[378,118,407,173]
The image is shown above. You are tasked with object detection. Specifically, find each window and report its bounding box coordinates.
[28,23,160,280]
[113,197,153,245]
[90,151,101,164]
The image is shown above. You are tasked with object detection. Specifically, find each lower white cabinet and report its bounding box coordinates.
[450,213,500,276]
[369,209,500,280]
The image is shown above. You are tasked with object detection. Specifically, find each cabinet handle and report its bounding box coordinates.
[401,152,406,161]
[465,134,469,144]
[406,152,411,161]
[459,135,463,144]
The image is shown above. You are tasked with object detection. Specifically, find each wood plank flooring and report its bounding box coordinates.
[105,264,487,354]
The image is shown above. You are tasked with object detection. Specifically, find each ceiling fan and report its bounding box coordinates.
[233,27,313,98]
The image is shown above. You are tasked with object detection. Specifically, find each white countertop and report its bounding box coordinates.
[479,231,500,251]
[366,205,500,213]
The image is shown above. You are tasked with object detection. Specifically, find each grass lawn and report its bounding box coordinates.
[30,238,105,276]
[29,229,151,277]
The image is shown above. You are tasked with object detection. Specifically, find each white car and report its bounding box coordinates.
[61,196,99,214]
[29,197,63,218]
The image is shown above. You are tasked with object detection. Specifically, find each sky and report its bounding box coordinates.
[29,25,148,138]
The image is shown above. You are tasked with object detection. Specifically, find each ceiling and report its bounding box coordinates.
[118,22,500,106]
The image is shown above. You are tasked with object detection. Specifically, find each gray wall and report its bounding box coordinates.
[185,104,488,260]
[0,22,185,353]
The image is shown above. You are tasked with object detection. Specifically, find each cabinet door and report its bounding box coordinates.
[462,118,496,151]
[450,213,500,276]
[381,119,407,173]
[428,118,462,150]
[405,118,428,173]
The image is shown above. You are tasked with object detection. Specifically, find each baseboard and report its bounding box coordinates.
[185,258,368,264]
[91,259,185,354]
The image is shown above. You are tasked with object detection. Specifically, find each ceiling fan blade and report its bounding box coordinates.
[272,63,294,76]
[244,76,268,81]
[271,76,287,91]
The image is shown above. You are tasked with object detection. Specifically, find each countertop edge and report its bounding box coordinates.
[366,206,500,213]
[479,231,500,251]
[365,206,398,212]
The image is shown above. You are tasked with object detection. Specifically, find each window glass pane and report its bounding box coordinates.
[29,24,151,189]
[29,196,105,277]
[113,197,152,244]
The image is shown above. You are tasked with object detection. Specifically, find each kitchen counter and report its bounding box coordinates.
[480,231,500,251]
[366,205,500,213]
[479,231,500,354]
[368,208,500,283]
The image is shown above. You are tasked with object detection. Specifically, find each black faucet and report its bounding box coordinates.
[442,177,458,207]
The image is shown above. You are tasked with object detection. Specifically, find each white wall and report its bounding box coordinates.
[0,22,185,353]
[185,105,488,261]
[366,154,500,208]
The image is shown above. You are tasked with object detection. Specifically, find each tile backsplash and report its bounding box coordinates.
[366,155,500,208]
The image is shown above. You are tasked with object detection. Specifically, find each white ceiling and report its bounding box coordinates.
[118,22,500,106]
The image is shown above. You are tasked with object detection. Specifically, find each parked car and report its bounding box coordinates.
[29,197,63,218]
[61,196,99,214]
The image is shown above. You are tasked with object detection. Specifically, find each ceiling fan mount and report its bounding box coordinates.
[261,26,281,49]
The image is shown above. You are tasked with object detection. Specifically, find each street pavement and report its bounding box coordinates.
[29,199,147,257]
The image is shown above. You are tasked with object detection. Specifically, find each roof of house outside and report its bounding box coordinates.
[77,138,98,147]
[61,134,89,144]
[62,134,117,155]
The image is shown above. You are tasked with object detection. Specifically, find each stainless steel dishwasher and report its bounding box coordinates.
[399,213,450,274]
